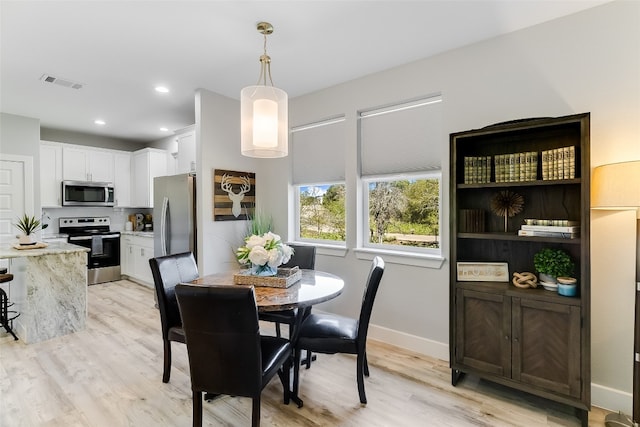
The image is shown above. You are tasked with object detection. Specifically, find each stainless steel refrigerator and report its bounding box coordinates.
[153,173,197,260]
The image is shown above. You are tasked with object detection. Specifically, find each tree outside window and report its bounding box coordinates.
[367,176,440,249]
[298,183,346,242]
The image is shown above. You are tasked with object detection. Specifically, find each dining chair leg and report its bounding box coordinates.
[251,397,260,427]
[193,391,202,427]
[364,351,369,377]
[163,339,172,383]
[356,352,367,404]
[277,364,291,405]
[292,348,303,407]
[275,322,282,337]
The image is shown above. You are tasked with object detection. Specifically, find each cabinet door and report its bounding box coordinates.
[455,288,511,377]
[62,146,89,180]
[88,150,114,182]
[113,153,131,207]
[512,298,581,398]
[121,236,133,276]
[133,240,155,284]
[40,142,63,206]
[176,131,196,174]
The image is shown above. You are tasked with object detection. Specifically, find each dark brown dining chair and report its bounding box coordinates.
[258,244,316,338]
[175,284,292,427]
[294,256,385,404]
[148,252,199,383]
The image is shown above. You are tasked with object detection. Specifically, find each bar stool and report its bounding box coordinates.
[0,267,19,340]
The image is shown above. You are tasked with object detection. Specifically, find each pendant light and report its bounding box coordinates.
[241,22,288,158]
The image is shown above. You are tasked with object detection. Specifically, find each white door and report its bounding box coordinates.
[0,155,34,243]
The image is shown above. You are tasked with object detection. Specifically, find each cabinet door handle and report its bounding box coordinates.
[504,335,509,340]
[513,337,519,343]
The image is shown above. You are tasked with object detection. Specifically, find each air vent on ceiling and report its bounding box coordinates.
[40,74,83,89]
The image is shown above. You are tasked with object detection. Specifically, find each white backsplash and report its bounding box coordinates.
[41,206,152,234]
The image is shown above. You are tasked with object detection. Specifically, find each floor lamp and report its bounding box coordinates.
[592,160,640,427]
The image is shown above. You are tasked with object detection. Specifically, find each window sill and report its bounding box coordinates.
[290,241,348,258]
[354,247,445,269]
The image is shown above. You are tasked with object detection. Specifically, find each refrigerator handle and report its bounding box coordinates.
[160,196,169,256]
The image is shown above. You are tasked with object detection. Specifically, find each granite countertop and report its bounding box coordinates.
[0,242,89,259]
[121,231,154,238]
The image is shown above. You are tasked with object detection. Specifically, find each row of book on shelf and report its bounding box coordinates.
[517,219,580,239]
[463,145,576,184]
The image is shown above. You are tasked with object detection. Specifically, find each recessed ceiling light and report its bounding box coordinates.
[155,86,169,93]
[160,127,169,132]
[94,119,106,125]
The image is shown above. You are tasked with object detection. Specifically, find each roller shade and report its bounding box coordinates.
[292,117,346,184]
[360,96,442,176]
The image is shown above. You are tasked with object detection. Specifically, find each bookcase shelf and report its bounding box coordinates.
[458,232,581,244]
[449,113,590,426]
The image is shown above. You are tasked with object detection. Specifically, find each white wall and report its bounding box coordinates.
[257,0,639,413]
[195,89,260,274]
[0,113,41,213]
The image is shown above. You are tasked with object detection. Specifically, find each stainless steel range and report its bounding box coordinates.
[59,217,121,285]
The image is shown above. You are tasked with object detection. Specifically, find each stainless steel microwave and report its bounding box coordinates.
[62,181,115,207]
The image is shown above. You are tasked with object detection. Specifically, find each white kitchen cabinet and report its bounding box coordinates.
[176,128,196,174]
[121,233,154,285]
[113,152,132,207]
[63,145,114,182]
[40,141,63,207]
[131,148,168,207]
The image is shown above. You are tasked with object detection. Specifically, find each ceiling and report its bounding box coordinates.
[0,1,610,144]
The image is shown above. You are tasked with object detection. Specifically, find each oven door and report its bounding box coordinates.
[68,233,121,269]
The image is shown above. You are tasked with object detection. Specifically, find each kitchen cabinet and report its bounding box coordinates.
[176,127,196,174]
[449,113,590,425]
[132,148,168,207]
[113,152,132,207]
[40,141,63,207]
[121,234,154,285]
[63,145,114,182]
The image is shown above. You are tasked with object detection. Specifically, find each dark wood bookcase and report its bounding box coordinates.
[449,113,590,425]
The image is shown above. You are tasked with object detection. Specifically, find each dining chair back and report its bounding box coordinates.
[281,244,316,270]
[294,256,385,404]
[259,244,316,338]
[149,252,199,383]
[175,284,292,427]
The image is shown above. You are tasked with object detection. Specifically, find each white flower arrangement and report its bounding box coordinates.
[236,232,293,275]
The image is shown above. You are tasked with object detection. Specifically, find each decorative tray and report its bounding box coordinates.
[12,242,48,250]
[233,266,302,288]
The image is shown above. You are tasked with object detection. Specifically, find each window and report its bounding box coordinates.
[359,95,443,256]
[291,116,346,245]
[296,183,346,242]
[363,174,440,252]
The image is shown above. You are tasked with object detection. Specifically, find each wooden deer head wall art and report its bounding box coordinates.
[213,169,256,221]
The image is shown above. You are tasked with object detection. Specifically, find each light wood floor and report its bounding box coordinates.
[0,279,610,426]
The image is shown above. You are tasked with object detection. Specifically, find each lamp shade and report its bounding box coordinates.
[591,160,640,209]
[240,85,288,158]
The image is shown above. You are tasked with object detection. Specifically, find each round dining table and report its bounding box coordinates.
[189,268,344,313]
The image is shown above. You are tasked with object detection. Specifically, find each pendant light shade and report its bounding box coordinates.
[241,84,288,158]
[240,22,288,158]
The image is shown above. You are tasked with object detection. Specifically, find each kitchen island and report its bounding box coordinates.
[0,242,89,343]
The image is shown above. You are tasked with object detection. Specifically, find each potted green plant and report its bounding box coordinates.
[533,248,574,284]
[14,214,48,245]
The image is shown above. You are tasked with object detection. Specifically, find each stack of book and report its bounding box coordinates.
[463,156,491,184]
[518,222,580,239]
[541,146,576,180]
[494,152,538,183]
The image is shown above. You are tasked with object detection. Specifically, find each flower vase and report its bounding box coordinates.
[250,263,278,277]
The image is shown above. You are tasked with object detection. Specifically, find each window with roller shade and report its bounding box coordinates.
[291,116,346,244]
[359,95,443,254]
